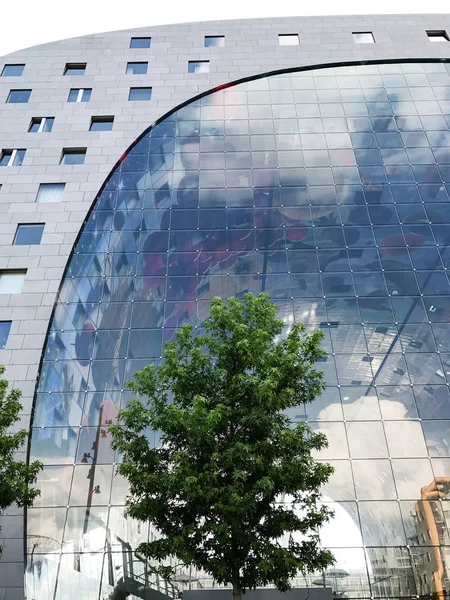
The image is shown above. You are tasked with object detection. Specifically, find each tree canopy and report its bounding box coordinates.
[0,365,42,552]
[110,293,334,599]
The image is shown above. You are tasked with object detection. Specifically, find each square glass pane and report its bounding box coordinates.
[366,547,416,597]
[353,459,397,500]
[27,507,66,551]
[319,501,363,548]
[34,465,73,507]
[346,421,388,458]
[384,421,428,458]
[30,427,78,464]
[359,500,406,545]
[320,460,356,500]
[391,458,434,499]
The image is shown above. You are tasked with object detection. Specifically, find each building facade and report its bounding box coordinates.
[1,14,450,600]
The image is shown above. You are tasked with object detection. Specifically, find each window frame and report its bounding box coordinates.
[60,148,87,165]
[36,183,66,204]
[0,270,27,294]
[0,321,12,349]
[130,37,151,48]
[7,89,31,103]
[68,88,92,103]
[64,63,87,76]
[128,87,152,101]
[13,223,45,246]
[28,117,55,133]
[352,31,375,44]
[204,36,225,47]
[126,62,148,75]
[187,60,210,74]
[89,116,114,131]
[1,64,25,77]
[278,34,299,46]
[426,30,450,42]
[0,149,26,167]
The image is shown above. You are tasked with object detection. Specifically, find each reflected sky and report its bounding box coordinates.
[28,61,450,600]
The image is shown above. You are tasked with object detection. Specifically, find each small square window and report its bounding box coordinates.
[7,89,31,103]
[427,30,449,42]
[188,61,210,73]
[29,117,54,133]
[0,270,26,294]
[130,37,151,48]
[90,116,114,131]
[129,87,152,101]
[64,63,87,75]
[1,64,25,77]
[36,183,65,203]
[14,224,44,245]
[278,34,299,46]
[204,36,225,47]
[126,62,148,75]
[0,149,25,167]
[352,32,375,44]
[0,321,12,349]
[60,148,86,165]
[68,88,91,103]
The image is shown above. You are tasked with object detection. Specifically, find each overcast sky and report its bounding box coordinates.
[1,0,450,57]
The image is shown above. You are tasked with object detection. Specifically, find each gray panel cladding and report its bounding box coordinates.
[0,14,450,598]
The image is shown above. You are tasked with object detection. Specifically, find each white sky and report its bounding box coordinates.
[1,0,450,57]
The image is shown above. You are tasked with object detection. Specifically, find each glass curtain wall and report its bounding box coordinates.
[27,61,450,600]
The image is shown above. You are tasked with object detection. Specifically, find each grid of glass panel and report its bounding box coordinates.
[28,61,450,600]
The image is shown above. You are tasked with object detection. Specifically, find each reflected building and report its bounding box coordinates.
[2,15,450,600]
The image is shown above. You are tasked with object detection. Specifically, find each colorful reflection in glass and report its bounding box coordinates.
[28,61,450,600]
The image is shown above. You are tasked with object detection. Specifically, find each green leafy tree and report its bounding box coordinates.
[110,293,334,600]
[0,365,43,552]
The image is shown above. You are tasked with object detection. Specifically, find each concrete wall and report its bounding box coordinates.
[1,14,450,599]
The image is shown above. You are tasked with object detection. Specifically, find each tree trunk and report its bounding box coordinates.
[232,581,242,600]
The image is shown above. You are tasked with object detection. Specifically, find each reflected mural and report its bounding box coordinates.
[27,61,450,600]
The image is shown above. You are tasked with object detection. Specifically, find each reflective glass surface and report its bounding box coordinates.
[126,62,148,75]
[128,87,152,101]
[64,63,87,76]
[0,320,11,349]
[14,224,44,245]
[130,37,151,48]
[1,64,25,76]
[7,89,31,103]
[205,36,225,47]
[29,61,450,599]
